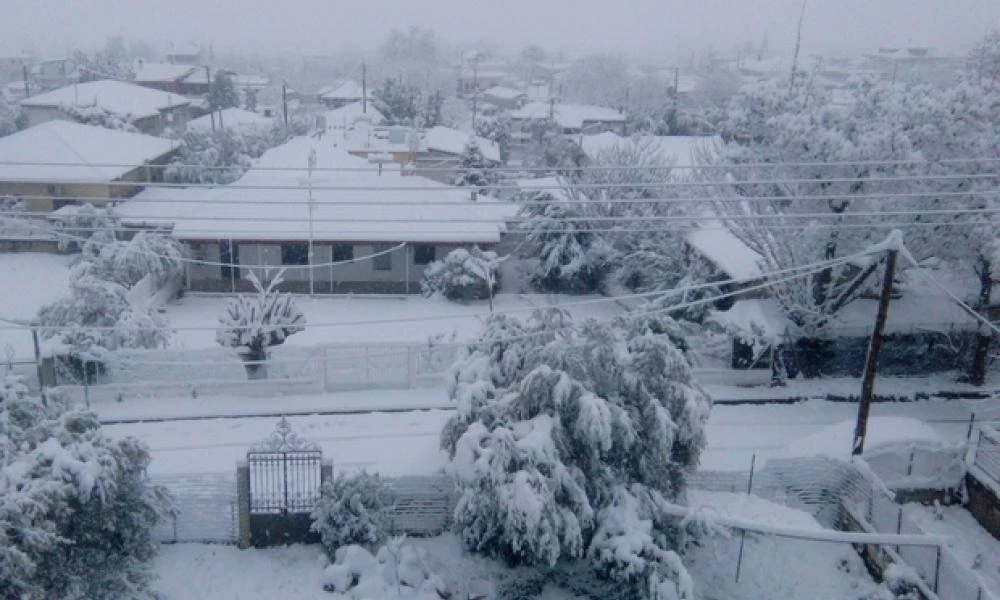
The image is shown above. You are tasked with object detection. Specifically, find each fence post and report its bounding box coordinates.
[320,346,329,392]
[236,460,251,549]
[933,546,941,594]
[895,506,902,554]
[407,345,417,389]
[321,459,333,485]
[735,453,756,583]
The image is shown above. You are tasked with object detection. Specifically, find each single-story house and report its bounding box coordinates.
[317,81,365,108]
[117,136,516,294]
[343,124,501,183]
[0,120,178,212]
[482,86,526,110]
[132,62,210,96]
[511,101,627,135]
[20,79,191,135]
[458,65,509,96]
[186,107,275,135]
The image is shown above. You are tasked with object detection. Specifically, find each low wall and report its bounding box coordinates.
[965,472,1000,541]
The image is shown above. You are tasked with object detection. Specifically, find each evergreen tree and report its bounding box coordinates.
[209,71,240,110]
[453,138,499,188]
[372,78,421,125]
[475,113,512,163]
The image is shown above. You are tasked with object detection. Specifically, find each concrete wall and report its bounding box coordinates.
[185,240,475,294]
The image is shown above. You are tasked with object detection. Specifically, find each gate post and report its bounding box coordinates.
[236,460,251,549]
[321,459,333,485]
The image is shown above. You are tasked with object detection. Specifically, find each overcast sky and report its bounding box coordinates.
[5,0,999,59]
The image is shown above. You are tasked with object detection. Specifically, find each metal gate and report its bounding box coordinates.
[245,418,324,546]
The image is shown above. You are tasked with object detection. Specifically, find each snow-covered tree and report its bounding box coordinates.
[516,187,615,294]
[243,86,259,112]
[0,380,172,599]
[0,95,25,138]
[526,120,586,171]
[453,138,500,188]
[35,265,170,379]
[209,71,240,110]
[445,310,709,598]
[373,78,422,125]
[421,246,499,305]
[165,126,289,185]
[475,113,512,164]
[73,37,135,81]
[50,203,119,254]
[560,54,631,111]
[216,269,305,379]
[87,231,184,290]
[62,104,138,133]
[311,470,390,557]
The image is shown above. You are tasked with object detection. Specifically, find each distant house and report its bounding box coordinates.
[458,63,508,96]
[0,54,32,83]
[117,136,515,294]
[511,101,627,135]
[0,120,178,212]
[32,57,78,91]
[186,107,275,134]
[133,62,210,95]
[165,43,203,65]
[482,86,526,110]
[20,80,191,135]
[317,81,364,108]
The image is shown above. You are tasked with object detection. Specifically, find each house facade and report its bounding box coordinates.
[511,101,627,135]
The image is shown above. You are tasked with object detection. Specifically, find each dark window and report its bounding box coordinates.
[414,246,436,265]
[281,243,309,265]
[220,242,240,279]
[51,199,76,211]
[373,245,392,271]
[332,244,354,262]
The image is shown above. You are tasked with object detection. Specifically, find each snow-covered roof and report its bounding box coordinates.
[133,62,198,83]
[579,133,722,165]
[511,101,626,130]
[186,107,275,133]
[0,120,177,183]
[118,136,516,244]
[483,86,525,100]
[20,80,190,120]
[685,223,764,283]
[423,126,501,162]
[319,80,364,101]
[323,102,384,128]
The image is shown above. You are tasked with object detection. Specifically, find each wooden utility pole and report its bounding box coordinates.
[23,65,30,98]
[206,66,215,132]
[361,62,367,114]
[282,81,288,128]
[852,247,898,456]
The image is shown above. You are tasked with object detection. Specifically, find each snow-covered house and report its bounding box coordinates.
[511,101,627,135]
[165,43,203,65]
[20,80,191,135]
[186,107,275,134]
[317,81,365,108]
[133,62,210,96]
[117,136,516,294]
[482,86,526,109]
[31,57,77,91]
[0,120,178,212]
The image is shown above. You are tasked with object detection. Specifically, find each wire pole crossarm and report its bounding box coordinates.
[853,237,901,456]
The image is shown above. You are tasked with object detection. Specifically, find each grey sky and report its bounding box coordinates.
[5,0,999,59]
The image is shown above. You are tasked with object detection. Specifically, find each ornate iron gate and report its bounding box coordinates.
[245,418,324,546]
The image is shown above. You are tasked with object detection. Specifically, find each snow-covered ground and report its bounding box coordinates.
[0,253,72,353]
[904,502,1000,596]
[152,494,884,600]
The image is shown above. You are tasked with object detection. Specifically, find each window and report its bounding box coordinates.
[373,245,392,271]
[281,243,309,266]
[332,244,354,262]
[413,246,436,265]
[220,241,240,279]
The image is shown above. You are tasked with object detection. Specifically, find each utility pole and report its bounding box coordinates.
[307,149,317,296]
[470,56,480,131]
[22,65,30,98]
[362,62,367,114]
[206,66,215,132]
[281,81,288,128]
[852,247,899,456]
[671,66,680,133]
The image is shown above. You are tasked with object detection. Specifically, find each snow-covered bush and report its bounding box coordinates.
[453,138,500,188]
[311,470,391,557]
[35,265,170,381]
[516,188,615,294]
[421,246,498,302]
[216,269,305,380]
[87,231,184,290]
[50,203,119,254]
[62,103,139,133]
[165,125,292,185]
[0,383,172,599]
[444,310,709,598]
[319,537,449,599]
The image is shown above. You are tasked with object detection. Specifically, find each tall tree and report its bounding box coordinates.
[209,71,240,110]
[372,78,421,125]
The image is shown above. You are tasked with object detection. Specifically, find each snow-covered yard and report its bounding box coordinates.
[152,494,885,600]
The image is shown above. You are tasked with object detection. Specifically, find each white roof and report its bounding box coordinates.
[118,136,516,244]
[423,126,501,162]
[134,62,197,83]
[511,101,626,130]
[0,120,177,183]
[21,80,190,120]
[323,102,384,127]
[685,222,764,282]
[186,107,275,133]
[483,86,525,100]
[579,132,722,165]
[319,80,364,101]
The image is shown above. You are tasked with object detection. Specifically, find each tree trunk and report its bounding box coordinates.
[970,256,993,386]
[240,349,268,380]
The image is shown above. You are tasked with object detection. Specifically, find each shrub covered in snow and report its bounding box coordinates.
[164,122,305,185]
[85,231,185,290]
[311,470,391,557]
[421,247,499,303]
[453,138,500,188]
[63,104,139,133]
[0,380,173,599]
[443,308,710,598]
[215,269,305,379]
[50,203,119,254]
[319,537,450,599]
[35,265,170,379]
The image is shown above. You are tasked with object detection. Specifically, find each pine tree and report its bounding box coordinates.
[453,138,499,188]
[372,78,421,125]
[209,71,240,110]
